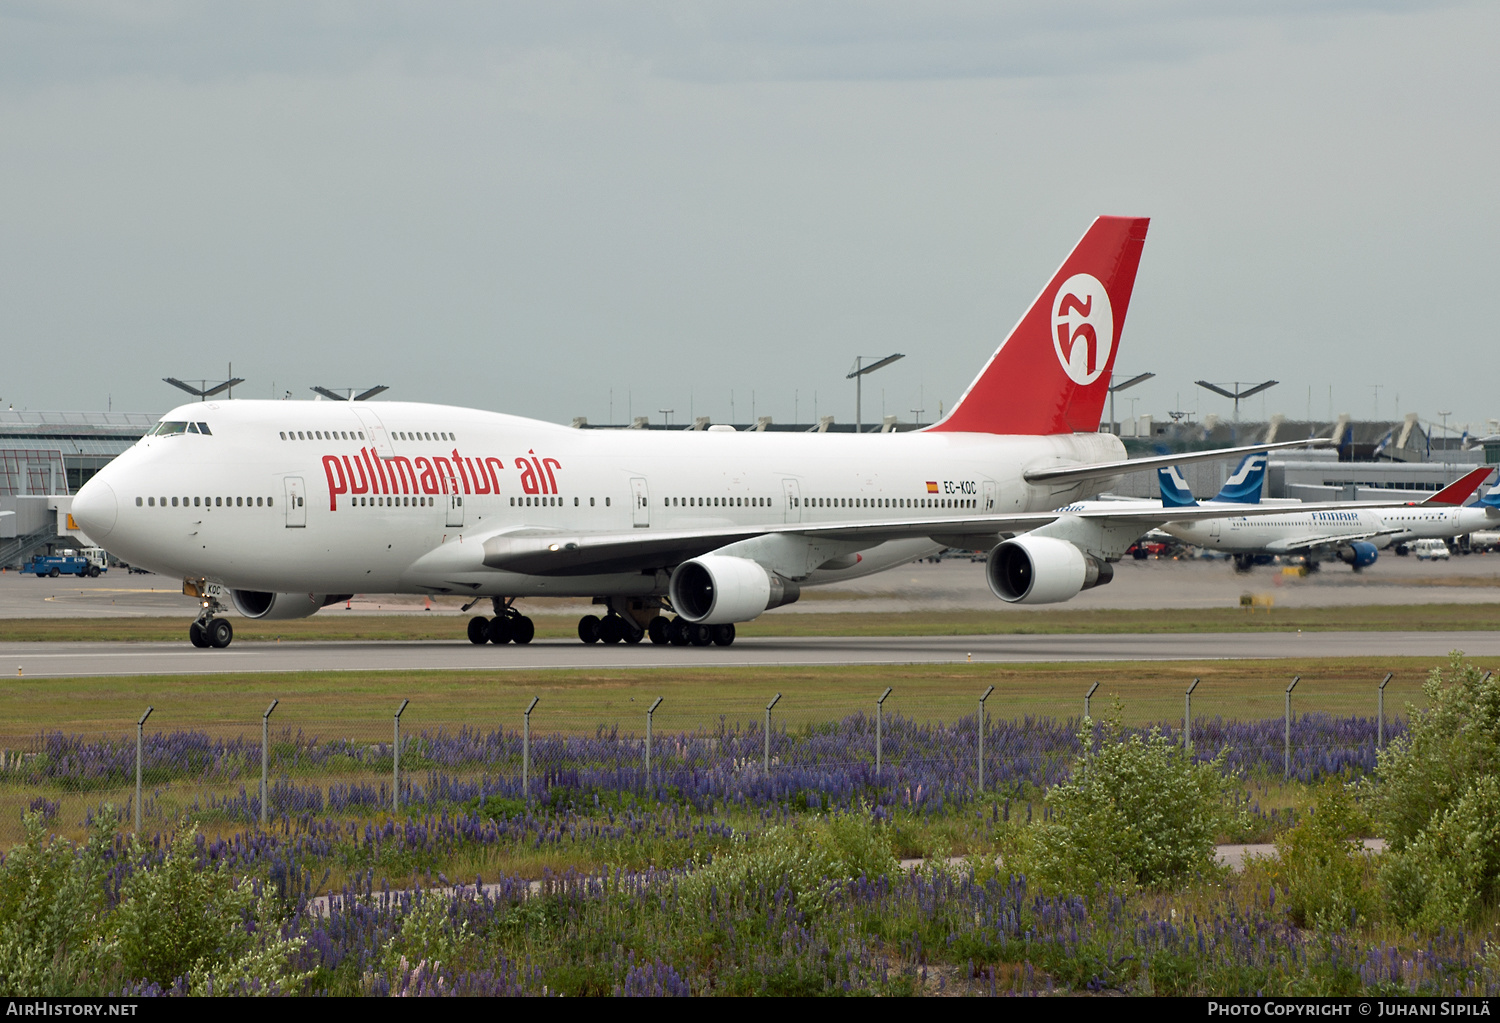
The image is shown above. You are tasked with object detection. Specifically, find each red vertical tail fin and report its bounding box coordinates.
[927,216,1149,436]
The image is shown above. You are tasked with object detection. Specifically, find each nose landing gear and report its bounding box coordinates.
[188,598,234,649]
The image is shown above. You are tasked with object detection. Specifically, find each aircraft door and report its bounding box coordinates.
[782,479,802,523]
[284,477,306,528]
[630,478,650,528]
[1209,519,1221,542]
[981,481,997,512]
[352,408,395,459]
[446,479,464,527]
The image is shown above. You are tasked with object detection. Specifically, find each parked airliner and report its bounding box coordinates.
[1161,468,1496,571]
[71,216,1340,649]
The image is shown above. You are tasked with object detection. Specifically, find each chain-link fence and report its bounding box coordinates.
[0,669,1430,842]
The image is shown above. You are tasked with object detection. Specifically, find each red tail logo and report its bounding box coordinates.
[928,216,1148,435]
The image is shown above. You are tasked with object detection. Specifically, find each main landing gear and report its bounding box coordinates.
[467,597,535,646]
[579,613,735,648]
[188,595,234,649]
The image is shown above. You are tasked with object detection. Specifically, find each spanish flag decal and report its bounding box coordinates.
[925,481,939,494]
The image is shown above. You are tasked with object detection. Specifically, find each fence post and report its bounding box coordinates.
[261,698,278,828]
[645,696,663,788]
[876,687,892,777]
[1284,676,1299,781]
[135,706,153,835]
[523,696,539,800]
[393,698,409,814]
[1084,681,1099,722]
[764,693,782,773]
[1378,672,1392,750]
[1184,679,1199,753]
[978,685,994,793]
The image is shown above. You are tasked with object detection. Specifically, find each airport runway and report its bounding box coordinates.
[4,631,1499,678]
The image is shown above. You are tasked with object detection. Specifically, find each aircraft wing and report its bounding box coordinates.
[1022,437,1329,486]
[476,500,1406,575]
[1264,529,1405,553]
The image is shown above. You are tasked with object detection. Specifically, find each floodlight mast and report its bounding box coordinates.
[846,354,904,434]
[310,386,390,401]
[164,362,244,400]
[1195,380,1279,424]
[1107,371,1155,435]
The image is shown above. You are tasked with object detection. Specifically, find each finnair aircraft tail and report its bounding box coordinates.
[1156,453,1267,509]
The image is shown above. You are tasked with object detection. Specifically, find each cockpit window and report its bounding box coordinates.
[196,422,211,435]
[186,422,200,434]
[150,421,190,435]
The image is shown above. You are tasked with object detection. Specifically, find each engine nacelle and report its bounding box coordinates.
[230,591,349,620]
[669,555,800,624]
[986,536,1113,605]
[1337,541,1379,569]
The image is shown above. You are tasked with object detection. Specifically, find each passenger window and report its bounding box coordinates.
[147,497,154,506]
[268,497,273,507]
[193,497,200,507]
[605,497,611,507]
[280,432,287,440]
[135,497,143,506]
[590,497,595,506]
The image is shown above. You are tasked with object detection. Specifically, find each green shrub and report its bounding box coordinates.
[681,809,895,913]
[114,828,311,994]
[1024,717,1243,892]
[1269,782,1377,929]
[1367,653,1500,927]
[0,812,114,995]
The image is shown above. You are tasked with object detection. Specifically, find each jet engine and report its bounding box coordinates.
[669,555,800,624]
[230,591,351,620]
[986,536,1113,605]
[1336,541,1378,569]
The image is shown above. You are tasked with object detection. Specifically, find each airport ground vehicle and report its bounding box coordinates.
[71,216,1362,650]
[1411,538,1451,560]
[21,547,107,578]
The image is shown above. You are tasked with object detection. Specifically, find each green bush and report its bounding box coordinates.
[1024,718,1243,892]
[1269,782,1377,929]
[681,808,896,913]
[1367,653,1500,927]
[114,828,311,994]
[0,812,114,995]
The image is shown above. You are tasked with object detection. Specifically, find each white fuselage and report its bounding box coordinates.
[1163,503,1499,554]
[76,400,1128,598]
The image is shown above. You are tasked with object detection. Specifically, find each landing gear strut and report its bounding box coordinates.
[466,598,534,646]
[188,595,233,649]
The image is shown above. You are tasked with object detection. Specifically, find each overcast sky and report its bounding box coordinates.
[2,2,1496,434]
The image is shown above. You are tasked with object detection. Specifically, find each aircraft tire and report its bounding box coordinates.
[599,615,625,644]
[577,615,601,644]
[668,617,691,646]
[688,623,713,647]
[511,616,535,645]
[488,616,513,644]
[208,618,234,648]
[189,621,210,648]
[623,624,643,645]
[647,616,669,645]
[710,623,735,647]
[467,616,490,644]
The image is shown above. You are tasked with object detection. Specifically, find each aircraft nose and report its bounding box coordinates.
[72,479,118,540]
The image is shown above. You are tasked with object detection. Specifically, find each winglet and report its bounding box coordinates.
[1158,466,1198,508]
[1423,466,1496,506]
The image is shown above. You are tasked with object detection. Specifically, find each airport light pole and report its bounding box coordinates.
[1184,679,1199,753]
[645,696,662,788]
[523,696,539,799]
[1377,673,1392,749]
[1084,682,1099,722]
[657,409,674,428]
[847,354,904,434]
[1108,372,1155,435]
